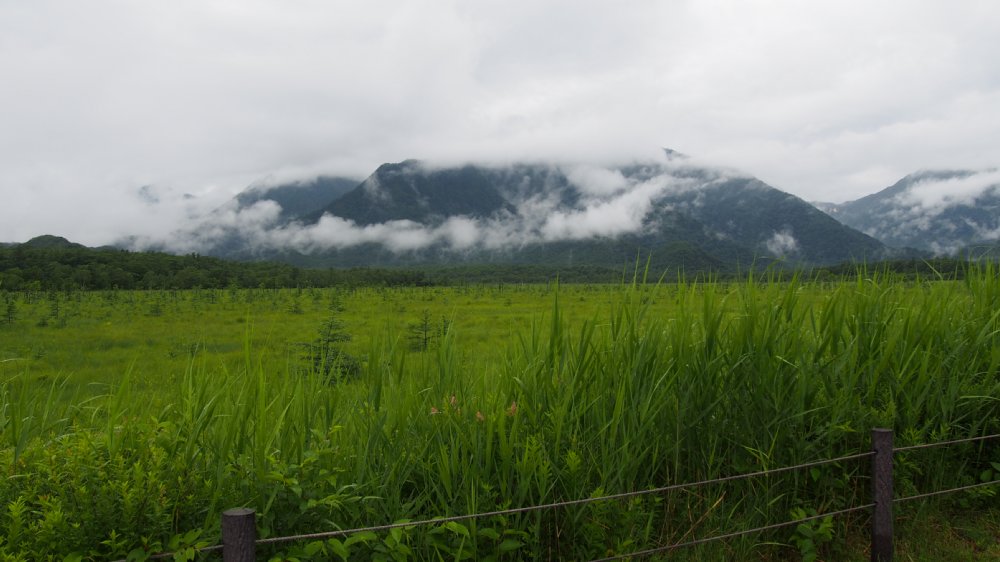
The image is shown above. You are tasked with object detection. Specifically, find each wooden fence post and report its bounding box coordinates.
[222,508,256,562]
[871,428,893,562]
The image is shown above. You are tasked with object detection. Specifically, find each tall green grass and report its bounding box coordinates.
[1,267,999,559]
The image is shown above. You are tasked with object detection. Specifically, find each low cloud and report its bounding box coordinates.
[847,168,1000,255]
[540,176,673,240]
[897,170,1000,214]
[765,229,799,257]
[563,165,629,197]
[142,162,735,256]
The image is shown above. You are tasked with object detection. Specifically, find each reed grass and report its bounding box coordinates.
[1,266,999,559]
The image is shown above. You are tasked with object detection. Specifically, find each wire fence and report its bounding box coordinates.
[893,432,1000,452]
[117,428,1000,562]
[588,503,877,562]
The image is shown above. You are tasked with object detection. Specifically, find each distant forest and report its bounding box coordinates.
[0,236,978,291]
[0,237,628,290]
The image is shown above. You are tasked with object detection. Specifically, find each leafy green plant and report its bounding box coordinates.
[789,507,834,562]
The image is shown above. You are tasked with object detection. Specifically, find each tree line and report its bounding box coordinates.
[0,238,980,292]
[0,243,629,291]
[0,244,433,291]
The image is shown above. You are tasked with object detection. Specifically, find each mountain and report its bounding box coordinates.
[20,235,87,249]
[232,176,359,223]
[307,161,520,225]
[821,170,1000,254]
[189,155,890,271]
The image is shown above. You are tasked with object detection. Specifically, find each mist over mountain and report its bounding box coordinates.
[820,169,1000,255]
[232,176,361,224]
[129,151,894,271]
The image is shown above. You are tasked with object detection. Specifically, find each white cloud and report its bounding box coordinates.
[766,229,799,257]
[540,176,670,240]
[898,170,1000,214]
[0,1,998,244]
[563,166,629,197]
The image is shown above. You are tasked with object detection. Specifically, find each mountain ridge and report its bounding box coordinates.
[23,157,1000,274]
[189,155,896,271]
[821,169,1000,254]
[231,175,361,223]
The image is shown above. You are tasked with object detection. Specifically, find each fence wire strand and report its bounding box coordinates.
[894,432,1000,452]
[587,503,875,562]
[115,448,872,560]
[125,543,222,561]
[254,450,874,547]
[114,432,1000,560]
[895,478,1000,504]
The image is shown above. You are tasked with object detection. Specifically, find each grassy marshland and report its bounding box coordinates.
[1,268,999,560]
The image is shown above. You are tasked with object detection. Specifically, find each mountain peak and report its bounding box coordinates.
[662,148,688,161]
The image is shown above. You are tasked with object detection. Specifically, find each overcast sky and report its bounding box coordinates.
[2,0,998,246]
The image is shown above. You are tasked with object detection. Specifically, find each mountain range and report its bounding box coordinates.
[7,151,981,273]
[816,169,1000,255]
[179,152,902,272]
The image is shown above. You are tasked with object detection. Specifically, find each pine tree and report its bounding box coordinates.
[407,309,434,352]
[4,295,15,326]
[303,296,359,381]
